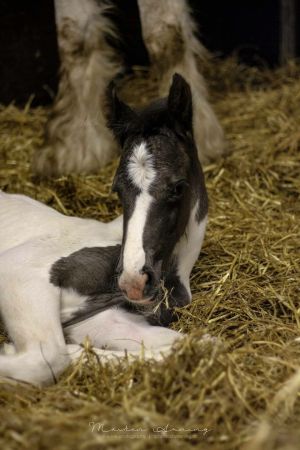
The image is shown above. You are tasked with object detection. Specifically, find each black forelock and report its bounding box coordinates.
[136,98,170,135]
[121,98,174,142]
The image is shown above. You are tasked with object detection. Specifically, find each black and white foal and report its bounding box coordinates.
[0,74,208,386]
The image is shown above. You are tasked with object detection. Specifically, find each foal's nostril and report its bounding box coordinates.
[119,272,150,301]
[142,270,155,297]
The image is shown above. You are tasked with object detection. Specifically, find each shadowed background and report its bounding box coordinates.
[0,0,300,105]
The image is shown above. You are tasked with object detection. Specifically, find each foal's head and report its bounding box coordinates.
[107,74,208,305]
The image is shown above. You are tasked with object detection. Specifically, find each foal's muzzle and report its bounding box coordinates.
[118,269,158,304]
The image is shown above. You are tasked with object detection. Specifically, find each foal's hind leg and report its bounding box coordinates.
[137,0,224,164]
[0,249,69,386]
[33,0,120,176]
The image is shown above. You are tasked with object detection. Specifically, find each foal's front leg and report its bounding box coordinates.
[66,308,182,352]
[137,0,224,164]
[0,246,70,386]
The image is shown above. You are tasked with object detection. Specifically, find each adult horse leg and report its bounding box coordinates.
[137,0,225,164]
[33,0,120,176]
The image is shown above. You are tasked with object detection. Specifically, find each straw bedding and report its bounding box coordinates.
[0,59,299,450]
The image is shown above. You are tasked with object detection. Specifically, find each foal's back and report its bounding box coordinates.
[0,191,122,255]
[0,192,62,253]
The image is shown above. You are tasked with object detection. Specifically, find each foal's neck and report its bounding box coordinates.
[171,199,208,302]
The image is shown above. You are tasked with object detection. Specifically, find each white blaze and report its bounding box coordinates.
[123,192,153,274]
[123,143,156,275]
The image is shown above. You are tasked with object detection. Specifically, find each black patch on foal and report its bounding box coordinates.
[50,245,121,295]
[50,245,129,328]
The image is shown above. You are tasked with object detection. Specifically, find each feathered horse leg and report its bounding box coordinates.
[33,0,120,176]
[137,0,225,164]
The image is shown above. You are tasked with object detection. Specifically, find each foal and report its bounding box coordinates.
[0,74,208,386]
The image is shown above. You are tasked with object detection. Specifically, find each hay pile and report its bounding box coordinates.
[0,59,300,450]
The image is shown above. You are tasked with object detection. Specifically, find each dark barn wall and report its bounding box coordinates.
[0,0,299,106]
[190,0,300,65]
[110,0,150,68]
[0,0,59,106]
[190,0,281,66]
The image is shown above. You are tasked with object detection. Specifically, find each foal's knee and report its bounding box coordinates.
[0,343,70,386]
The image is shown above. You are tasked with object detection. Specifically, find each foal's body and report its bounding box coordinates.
[0,192,183,384]
[0,74,208,386]
[0,189,203,385]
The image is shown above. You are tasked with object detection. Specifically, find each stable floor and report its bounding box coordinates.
[0,59,299,450]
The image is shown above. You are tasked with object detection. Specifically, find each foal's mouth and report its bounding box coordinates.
[122,288,160,306]
[118,271,160,305]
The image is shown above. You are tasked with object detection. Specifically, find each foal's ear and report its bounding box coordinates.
[106,82,137,146]
[167,73,193,132]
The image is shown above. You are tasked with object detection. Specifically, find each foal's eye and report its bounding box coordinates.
[169,180,188,201]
